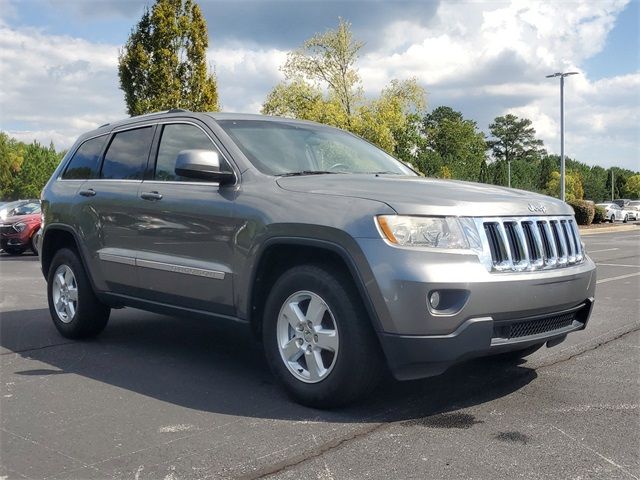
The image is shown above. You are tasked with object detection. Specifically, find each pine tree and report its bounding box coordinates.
[118,0,219,116]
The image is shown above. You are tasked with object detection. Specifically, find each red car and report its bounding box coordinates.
[0,201,42,255]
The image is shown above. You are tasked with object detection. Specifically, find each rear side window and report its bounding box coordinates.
[101,127,154,180]
[62,135,107,179]
[155,123,221,181]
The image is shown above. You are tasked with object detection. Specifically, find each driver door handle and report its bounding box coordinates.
[79,188,96,197]
[140,191,163,201]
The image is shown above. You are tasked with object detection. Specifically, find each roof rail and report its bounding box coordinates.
[168,108,189,113]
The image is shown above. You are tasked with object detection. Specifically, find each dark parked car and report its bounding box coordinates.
[39,110,596,407]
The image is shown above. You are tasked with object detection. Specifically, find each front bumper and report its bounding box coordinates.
[380,299,593,380]
[355,238,597,380]
[0,234,30,249]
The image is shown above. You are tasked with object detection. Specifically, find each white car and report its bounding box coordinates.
[624,200,640,221]
[596,203,629,223]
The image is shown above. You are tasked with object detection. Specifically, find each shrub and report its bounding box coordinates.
[569,200,594,226]
[593,206,607,224]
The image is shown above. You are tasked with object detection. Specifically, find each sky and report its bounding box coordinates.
[0,0,638,170]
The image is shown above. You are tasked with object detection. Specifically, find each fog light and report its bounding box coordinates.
[428,291,441,309]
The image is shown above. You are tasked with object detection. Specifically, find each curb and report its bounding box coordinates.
[579,224,639,235]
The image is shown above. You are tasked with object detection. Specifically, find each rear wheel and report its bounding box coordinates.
[47,248,110,338]
[263,264,382,408]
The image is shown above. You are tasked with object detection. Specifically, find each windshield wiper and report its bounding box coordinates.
[366,171,401,175]
[277,171,344,177]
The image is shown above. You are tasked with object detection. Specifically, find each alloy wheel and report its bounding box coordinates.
[276,290,339,383]
[52,264,78,323]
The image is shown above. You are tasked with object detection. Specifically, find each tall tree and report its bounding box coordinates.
[538,155,557,191]
[421,106,487,181]
[262,20,425,155]
[624,174,640,199]
[12,141,62,199]
[0,133,24,199]
[118,0,219,116]
[546,170,584,202]
[283,18,363,118]
[487,114,544,164]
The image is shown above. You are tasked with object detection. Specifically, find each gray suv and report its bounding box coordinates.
[40,110,596,407]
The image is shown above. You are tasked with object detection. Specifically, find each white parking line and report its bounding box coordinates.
[596,263,640,268]
[588,248,619,253]
[597,272,640,284]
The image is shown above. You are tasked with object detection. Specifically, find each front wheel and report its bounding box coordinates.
[31,229,41,255]
[263,264,382,408]
[2,246,25,255]
[623,214,629,223]
[47,248,110,338]
[610,214,615,223]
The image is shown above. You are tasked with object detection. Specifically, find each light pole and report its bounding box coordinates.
[546,71,579,202]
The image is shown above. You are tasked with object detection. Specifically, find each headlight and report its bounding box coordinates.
[376,215,478,250]
[13,222,27,233]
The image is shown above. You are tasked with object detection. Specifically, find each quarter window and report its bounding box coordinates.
[101,127,154,180]
[62,135,107,180]
[155,124,221,181]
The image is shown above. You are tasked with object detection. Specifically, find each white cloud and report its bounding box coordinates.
[355,0,637,169]
[0,0,637,171]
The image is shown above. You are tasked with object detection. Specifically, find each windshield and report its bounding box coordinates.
[12,202,41,215]
[217,119,415,176]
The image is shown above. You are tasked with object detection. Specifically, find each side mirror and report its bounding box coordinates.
[174,149,235,184]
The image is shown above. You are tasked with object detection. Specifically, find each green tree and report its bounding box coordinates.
[262,19,425,155]
[0,132,25,199]
[624,174,640,199]
[421,106,487,181]
[118,0,219,116]
[537,155,557,191]
[487,114,545,164]
[491,160,508,186]
[546,170,584,202]
[12,141,62,199]
[283,18,363,118]
[478,159,489,183]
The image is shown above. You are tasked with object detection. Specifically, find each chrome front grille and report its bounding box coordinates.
[475,216,584,272]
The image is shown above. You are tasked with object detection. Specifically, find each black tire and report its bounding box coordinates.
[3,246,25,255]
[263,264,382,408]
[623,214,628,223]
[610,215,615,223]
[47,248,110,339]
[494,343,543,362]
[31,232,39,255]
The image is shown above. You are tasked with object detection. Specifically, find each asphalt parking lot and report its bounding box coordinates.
[1,228,639,480]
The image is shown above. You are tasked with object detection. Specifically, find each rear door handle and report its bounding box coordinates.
[79,188,96,197]
[140,191,163,201]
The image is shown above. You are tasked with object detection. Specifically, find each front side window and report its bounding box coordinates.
[217,119,415,176]
[101,127,154,180]
[155,124,221,181]
[62,135,107,180]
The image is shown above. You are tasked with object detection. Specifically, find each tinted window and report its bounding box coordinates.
[155,124,220,181]
[62,135,107,179]
[101,127,154,180]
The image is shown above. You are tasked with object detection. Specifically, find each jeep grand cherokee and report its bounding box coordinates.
[39,110,596,407]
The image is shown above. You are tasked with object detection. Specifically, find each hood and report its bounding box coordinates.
[1,213,41,224]
[277,174,573,217]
